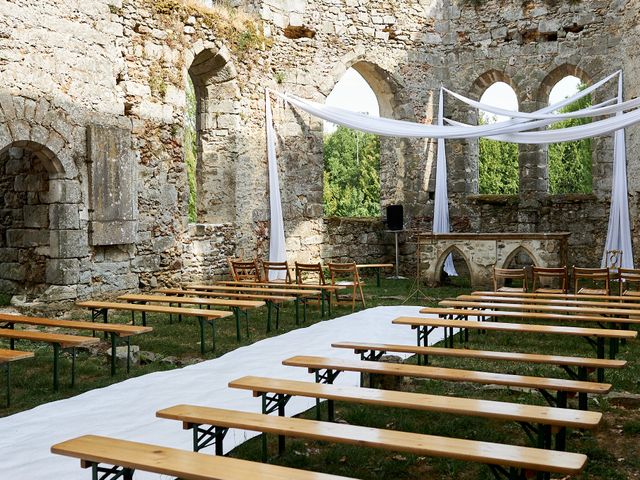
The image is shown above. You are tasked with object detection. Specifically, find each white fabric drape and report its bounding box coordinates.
[434,87,457,275]
[602,73,634,269]
[265,89,287,280]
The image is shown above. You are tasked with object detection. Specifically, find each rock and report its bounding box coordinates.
[107,345,140,366]
[139,350,163,364]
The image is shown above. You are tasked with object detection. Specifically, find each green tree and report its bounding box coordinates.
[323,126,380,217]
[185,77,198,222]
[548,87,592,194]
[479,115,519,194]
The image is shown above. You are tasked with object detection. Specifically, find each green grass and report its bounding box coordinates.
[2,276,640,479]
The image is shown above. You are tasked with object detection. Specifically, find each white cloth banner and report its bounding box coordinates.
[602,73,634,269]
[434,87,457,276]
[265,89,287,280]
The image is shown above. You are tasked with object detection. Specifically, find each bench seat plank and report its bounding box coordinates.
[229,375,602,429]
[282,355,610,395]
[0,329,100,349]
[0,348,34,362]
[118,293,265,309]
[407,313,637,340]
[0,313,152,337]
[188,284,321,297]
[156,405,587,475]
[425,305,640,326]
[156,288,296,302]
[459,294,640,309]
[51,435,356,480]
[216,281,344,292]
[331,341,626,370]
[76,301,232,319]
[440,299,640,319]
[472,290,640,302]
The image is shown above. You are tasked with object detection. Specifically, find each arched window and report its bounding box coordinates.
[478,82,519,194]
[547,76,592,194]
[323,67,380,217]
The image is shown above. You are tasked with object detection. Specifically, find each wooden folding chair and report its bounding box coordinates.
[492,267,528,293]
[295,262,326,286]
[230,259,262,283]
[531,266,568,294]
[263,261,292,283]
[573,266,610,295]
[618,268,640,296]
[328,262,366,311]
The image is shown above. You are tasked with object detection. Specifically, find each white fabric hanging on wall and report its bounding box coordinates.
[433,87,457,276]
[265,90,287,280]
[602,73,634,269]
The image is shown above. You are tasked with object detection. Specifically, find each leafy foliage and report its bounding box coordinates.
[548,88,592,194]
[323,126,381,217]
[185,77,198,222]
[479,115,519,195]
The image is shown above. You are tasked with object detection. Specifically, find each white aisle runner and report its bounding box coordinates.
[0,306,441,479]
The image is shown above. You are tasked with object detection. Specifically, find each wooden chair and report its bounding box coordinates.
[295,261,326,285]
[229,259,262,282]
[573,266,610,295]
[327,262,365,311]
[263,260,292,283]
[618,268,640,296]
[492,267,528,293]
[532,266,568,294]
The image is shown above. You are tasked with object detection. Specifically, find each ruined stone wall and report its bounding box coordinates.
[0,0,638,302]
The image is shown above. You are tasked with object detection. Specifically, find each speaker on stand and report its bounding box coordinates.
[385,205,406,280]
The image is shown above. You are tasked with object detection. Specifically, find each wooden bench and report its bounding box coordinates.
[395,314,636,382]
[215,281,345,316]
[0,348,33,406]
[458,294,640,310]
[76,301,232,354]
[356,263,394,287]
[187,284,323,322]
[282,355,611,410]
[0,313,152,376]
[156,404,587,479]
[0,329,99,391]
[51,434,357,480]
[156,288,297,327]
[229,375,602,451]
[118,293,264,340]
[331,341,626,384]
[440,299,640,320]
[472,290,640,302]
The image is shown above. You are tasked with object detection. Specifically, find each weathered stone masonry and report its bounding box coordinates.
[0,0,638,302]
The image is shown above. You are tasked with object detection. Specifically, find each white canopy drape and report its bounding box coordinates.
[265,89,287,280]
[266,70,636,272]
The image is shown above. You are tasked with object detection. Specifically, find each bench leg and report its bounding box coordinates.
[327,291,332,317]
[376,267,381,287]
[53,343,60,392]
[233,308,241,341]
[91,463,135,480]
[71,347,76,388]
[4,363,10,407]
[266,302,272,332]
[198,318,205,355]
[111,333,117,376]
[191,423,228,454]
[295,298,300,325]
[597,338,605,383]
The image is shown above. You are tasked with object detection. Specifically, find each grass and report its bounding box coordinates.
[2,275,640,479]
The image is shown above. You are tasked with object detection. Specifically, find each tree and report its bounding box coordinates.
[548,86,592,194]
[478,115,519,194]
[323,126,380,217]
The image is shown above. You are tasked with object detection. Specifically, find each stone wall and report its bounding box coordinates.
[0,0,638,302]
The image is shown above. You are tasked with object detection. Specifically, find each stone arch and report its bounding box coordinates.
[467,70,521,195]
[184,42,240,224]
[324,54,405,214]
[537,64,592,105]
[500,245,540,270]
[537,64,594,194]
[434,245,474,286]
[0,140,81,298]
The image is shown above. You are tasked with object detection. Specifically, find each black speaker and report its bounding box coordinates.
[386,205,404,231]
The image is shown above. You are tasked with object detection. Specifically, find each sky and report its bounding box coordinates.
[324,69,581,131]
